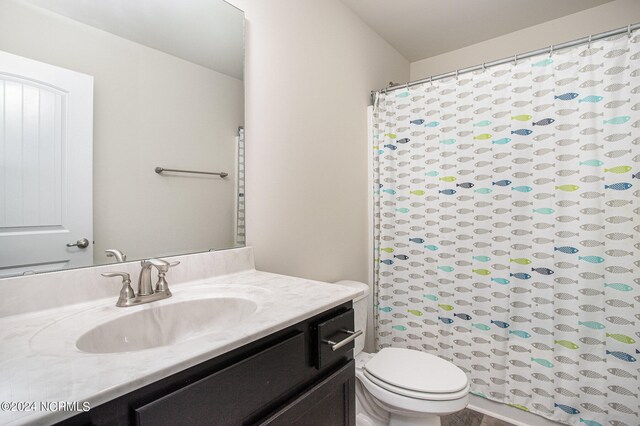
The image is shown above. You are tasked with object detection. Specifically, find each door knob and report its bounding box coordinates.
[67,238,90,249]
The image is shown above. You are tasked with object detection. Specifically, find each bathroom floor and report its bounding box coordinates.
[442,409,515,426]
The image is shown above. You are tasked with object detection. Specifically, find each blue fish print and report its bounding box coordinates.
[379,306,392,312]
[555,246,579,254]
[578,95,603,103]
[439,189,457,195]
[579,419,603,426]
[532,267,554,275]
[394,255,409,260]
[380,259,394,265]
[492,138,511,145]
[554,403,580,415]
[512,186,533,192]
[605,182,632,190]
[491,278,510,285]
[454,313,472,320]
[409,238,424,244]
[509,330,531,338]
[510,272,531,280]
[384,144,397,150]
[456,182,475,188]
[425,121,440,127]
[492,180,512,187]
[606,350,636,362]
[410,119,425,125]
[555,92,579,101]
[439,317,454,324]
[382,189,396,195]
[511,129,533,136]
[396,138,410,144]
[532,118,555,126]
[491,320,510,328]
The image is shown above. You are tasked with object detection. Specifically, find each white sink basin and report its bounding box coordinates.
[76,297,258,353]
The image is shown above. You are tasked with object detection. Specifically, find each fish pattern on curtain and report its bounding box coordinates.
[372,30,640,426]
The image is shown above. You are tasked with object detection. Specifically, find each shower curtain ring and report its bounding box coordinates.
[455,69,459,80]
[588,34,592,48]
[549,45,553,58]
[482,63,486,73]
[628,24,632,38]
[429,76,433,86]
[513,54,518,66]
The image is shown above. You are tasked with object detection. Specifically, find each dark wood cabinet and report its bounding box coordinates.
[59,302,355,426]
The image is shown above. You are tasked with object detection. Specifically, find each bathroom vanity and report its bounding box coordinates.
[62,302,356,425]
[0,248,362,425]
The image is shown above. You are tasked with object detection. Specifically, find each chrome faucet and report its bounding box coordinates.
[105,248,127,263]
[102,258,180,307]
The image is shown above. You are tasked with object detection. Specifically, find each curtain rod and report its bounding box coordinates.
[372,22,640,97]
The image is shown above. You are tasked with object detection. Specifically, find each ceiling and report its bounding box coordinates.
[21,0,244,79]
[340,0,615,62]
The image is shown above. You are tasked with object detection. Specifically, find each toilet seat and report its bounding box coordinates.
[363,369,470,401]
[362,347,469,400]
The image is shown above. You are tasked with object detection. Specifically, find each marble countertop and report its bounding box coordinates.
[0,269,361,425]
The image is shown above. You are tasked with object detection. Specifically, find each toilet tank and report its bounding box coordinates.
[334,280,370,355]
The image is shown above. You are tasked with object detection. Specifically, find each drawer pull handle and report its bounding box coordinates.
[323,329,363,351]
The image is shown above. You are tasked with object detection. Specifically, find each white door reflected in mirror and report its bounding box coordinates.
[0,51,93,277]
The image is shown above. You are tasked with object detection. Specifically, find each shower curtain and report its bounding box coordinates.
[372,30,639,426]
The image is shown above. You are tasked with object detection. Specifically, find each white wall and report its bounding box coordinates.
[0,0,244,263]
[228,0,409,284]
[411,0,640,80]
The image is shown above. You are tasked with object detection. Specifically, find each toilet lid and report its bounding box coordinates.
[363,348,468,394]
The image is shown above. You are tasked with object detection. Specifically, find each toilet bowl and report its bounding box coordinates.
[335,281,469,426]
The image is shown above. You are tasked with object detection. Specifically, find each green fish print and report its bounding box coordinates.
[438,304,454,311]
[510,258,532,265]
[555,184,580,192]
[407,309,423,317]
[473,133,492,140]
[604,165,632,173]
[555,340,579,350]
[606,333,635,344]
[472,269,491,276]
[511,115,533,121]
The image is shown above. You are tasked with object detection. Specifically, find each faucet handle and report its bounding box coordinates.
[153,261,180,295]
[102,272,136,307]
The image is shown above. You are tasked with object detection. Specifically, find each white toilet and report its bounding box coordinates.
[335,280,469,426]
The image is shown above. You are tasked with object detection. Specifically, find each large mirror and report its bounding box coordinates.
[0,0,245,277]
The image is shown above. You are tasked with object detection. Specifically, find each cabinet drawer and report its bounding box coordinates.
[254,360,355,426]
[135,332,306,426]
[314,309,355,369]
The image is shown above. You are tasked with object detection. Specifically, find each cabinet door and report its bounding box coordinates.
[255,360,355,426]
[135,332,306,426]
